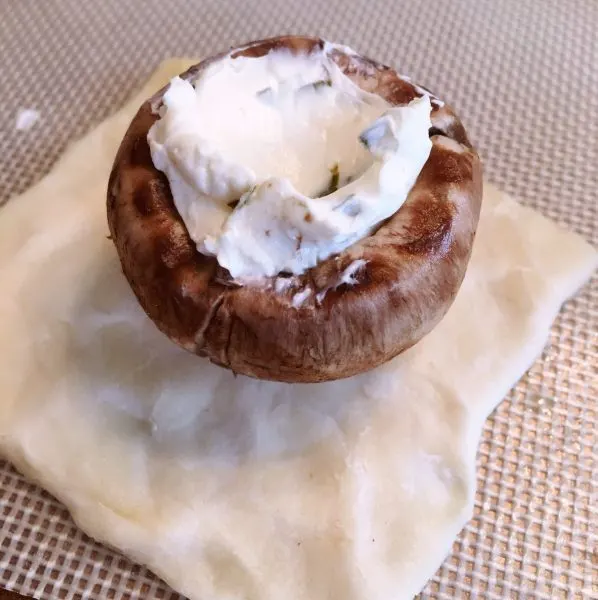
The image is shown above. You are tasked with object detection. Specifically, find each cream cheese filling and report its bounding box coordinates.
[148,46,433,279]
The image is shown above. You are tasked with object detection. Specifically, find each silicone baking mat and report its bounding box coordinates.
[0,0,596,598]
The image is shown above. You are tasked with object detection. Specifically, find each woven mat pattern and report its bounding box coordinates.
[0,0,596,598]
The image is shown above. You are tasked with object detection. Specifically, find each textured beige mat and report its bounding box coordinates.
[0,1,596,598]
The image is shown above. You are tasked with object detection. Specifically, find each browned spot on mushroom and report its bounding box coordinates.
[132,183,156,217]
[129,135,153,168]
[429,127,445,138]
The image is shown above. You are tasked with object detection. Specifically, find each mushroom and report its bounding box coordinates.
[107,36,482,383]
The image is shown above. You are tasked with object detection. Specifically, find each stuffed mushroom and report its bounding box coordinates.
[107,36,482,383]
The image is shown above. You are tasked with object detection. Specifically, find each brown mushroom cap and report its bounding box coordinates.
[107,36,483,383]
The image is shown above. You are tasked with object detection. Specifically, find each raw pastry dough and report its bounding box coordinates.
[0,60,595,600]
